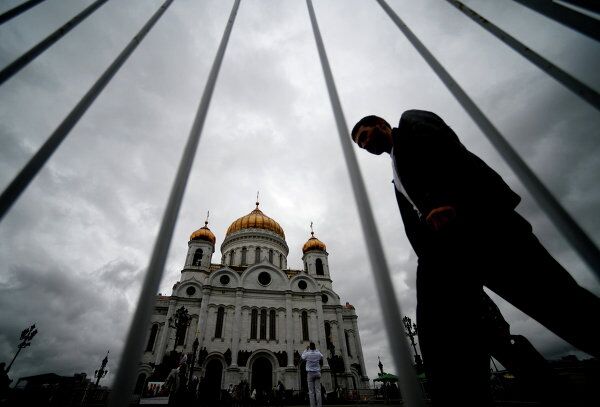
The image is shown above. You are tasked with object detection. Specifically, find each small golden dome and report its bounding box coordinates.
[190,221,216,244]
[226,202,285,239]
[302,232,326,253]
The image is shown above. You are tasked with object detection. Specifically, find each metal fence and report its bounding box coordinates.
[1,1,598,406]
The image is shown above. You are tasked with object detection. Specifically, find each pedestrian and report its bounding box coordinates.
[301,342,324,407]
[164,361,187,406]
[276,380,285,407]
[351,110,600,405]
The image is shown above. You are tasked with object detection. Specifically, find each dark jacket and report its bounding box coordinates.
[392,110,520,222]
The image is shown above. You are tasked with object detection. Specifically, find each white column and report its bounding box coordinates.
[285,292,294,367]
[352,318,367,378]
[230,290,243,366]
[315,295,329,368]
[310,311,318,342]
[184,315,198,349]
[155,299,176,364]
[240,307,249,343]
[335,308,351,373]
[196,288,211,348]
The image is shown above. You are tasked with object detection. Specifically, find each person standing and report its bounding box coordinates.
[164,361,187,406]
[301,342,324,407]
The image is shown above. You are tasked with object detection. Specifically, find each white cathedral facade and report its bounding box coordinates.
[137,202,369,395]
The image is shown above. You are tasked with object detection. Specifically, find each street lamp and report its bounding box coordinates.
[187,337,199,389]
[6,324,37,373]
[402,316,423,369]
[168,306,192,351]
[95,351,109,386]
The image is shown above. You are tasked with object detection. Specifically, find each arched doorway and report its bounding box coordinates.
[134,373,146,395]
[205,359,223,401]
[251,356,273,400]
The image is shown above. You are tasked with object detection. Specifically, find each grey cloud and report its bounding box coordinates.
[1,0,598,386]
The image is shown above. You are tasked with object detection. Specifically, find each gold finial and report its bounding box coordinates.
[256,191,260,208]
[310,221,314,237]
[204,210,210,226]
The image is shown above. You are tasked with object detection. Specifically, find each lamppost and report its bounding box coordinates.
[6,324,37,373]
[168,306,192,351]
[328,343,339,393]
[402,316,423,369]
[95,351,109,386]
[188,338,199,389]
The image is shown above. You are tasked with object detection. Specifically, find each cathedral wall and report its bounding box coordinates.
[139,217,370,393]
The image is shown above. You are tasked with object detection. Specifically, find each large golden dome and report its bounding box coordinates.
[302,231,326,253]
[226,203,285,239]
[190,221,216,244]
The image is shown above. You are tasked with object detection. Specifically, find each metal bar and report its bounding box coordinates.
[513,0,600,41]
[305,1,426,406]
[0,0,46,25]
[0,0,109,86]
[376,0,600,279]
[447,0,600,111]
[107,1,241,405]
[0,0,172,222]
[558,0,600,14]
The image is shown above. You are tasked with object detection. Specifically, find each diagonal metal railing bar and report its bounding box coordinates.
[0,0,109,86]
[0,0,46,25]
[558,0,600,14]
[0,0,172,223]
[513,0,600,41]
[305,1,426,406]
[108,1,241,405]
[376,0,600,280]
[446,0,600,111]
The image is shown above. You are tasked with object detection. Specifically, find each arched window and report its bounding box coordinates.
[324,322,332,350]
[301,311,309,341]
[215,307,225,338]
[345,330,352,357]
[241,247,247,265]
[134,373,147,395]
[221,254,225,264]
[176,323,187,346]
[260,309,267,340]
[269,249,273,263]
[316,258,324,275]
[192,248,203,266]
[145,324,158,352]
[269,309,276,339]
[255,247,261,263]
[280,253,284,268]
[229,250,235,266]
[250,309,258,339]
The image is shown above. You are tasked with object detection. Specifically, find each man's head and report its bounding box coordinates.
[351,115,393,155]
[309,342,316,350]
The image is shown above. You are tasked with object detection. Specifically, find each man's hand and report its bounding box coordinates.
[425,206,456,231]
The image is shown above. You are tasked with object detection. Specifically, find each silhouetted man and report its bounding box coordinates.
[351,110,600,406]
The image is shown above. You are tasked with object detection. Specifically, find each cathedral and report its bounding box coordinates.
[137,201,369,396]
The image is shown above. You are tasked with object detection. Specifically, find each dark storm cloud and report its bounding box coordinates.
[0,259,136,381]
[0,0,598,386]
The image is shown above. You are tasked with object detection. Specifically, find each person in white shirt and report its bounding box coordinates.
[301,342,324,407]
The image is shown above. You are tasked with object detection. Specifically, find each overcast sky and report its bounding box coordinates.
[1,0,599,388]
